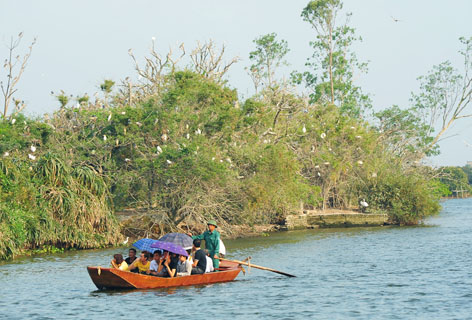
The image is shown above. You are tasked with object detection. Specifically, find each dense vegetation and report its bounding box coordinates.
[2,0,471,260]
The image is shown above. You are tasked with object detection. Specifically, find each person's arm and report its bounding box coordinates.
[163,256,176,278]
[128,260,137,271]
[111,259,119,270]
[192,258,199,268]
[186,260,192,275]
[191,231,206,240]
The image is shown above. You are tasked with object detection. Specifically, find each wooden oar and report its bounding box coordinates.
[219,257,296,278]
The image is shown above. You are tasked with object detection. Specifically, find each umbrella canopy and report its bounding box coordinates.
[132,238,160,253]
[151,240,188,257]
[159,233,193,250]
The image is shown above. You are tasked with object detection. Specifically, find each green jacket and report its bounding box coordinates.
[192,230,220,255]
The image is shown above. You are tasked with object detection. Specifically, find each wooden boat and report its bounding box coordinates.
[87,260,242,290]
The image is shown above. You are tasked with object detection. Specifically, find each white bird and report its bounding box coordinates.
[195,128,202,135]
[108,113,112,122]
[166,159,172,164]
[125,158,131,162]
[30,145,36,153]
[323,162,330,165]
[359,199,369,212]
[28,154,36,160]
[186,133,190,139]
[226,158,232,163]
[122,237,129,245]
[121,112,126,115]
[317,172,321,177]
[161,133,168,142]
[357,160,363,165]
[186,124,189,130]
[356,135,362,139]
[212,157,216,161]
[11,118,16,124]
[136,122,142,127]
[302,125,306,133]
[320,132,326,139]
[3,152,9,157]
[157,146,163,154]
[103,135,107,141]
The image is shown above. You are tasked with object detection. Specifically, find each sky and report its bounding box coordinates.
[1,0,472,166]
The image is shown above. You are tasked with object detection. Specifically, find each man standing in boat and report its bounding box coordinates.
[188,220,220,270]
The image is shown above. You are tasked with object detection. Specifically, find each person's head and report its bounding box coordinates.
[179,255,187,262]
[153,251,161,261]
[193,239,201,249]
[207,219,218,232]
[140,251,150,261]
[114,253,124,264]
[129,248,136,258]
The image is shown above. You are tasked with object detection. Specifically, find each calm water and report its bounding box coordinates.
[1,199,471,319]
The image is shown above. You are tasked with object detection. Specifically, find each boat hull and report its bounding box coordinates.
[87,260,242,290]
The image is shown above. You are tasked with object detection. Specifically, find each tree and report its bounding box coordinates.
[374,105,438,162]
[100,79,115,107]
[296,0,370,117]
[411,37,472,159]
[1,33,36,118]
[248,33,289,92]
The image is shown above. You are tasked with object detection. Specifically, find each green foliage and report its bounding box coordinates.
[358,165,441,225]
[374,105,438,159]
[100,79,115,94]
[461,165,472,185]
[438,166,471,195]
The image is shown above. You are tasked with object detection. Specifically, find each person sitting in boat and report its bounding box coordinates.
[125,248,138,273]
[204,249,215,273]
[190,239,207,275]
[128,251,151,274]
[176,253,192,276]
[188,219,220,269]
[161,251,179,278]
[111,253,129,271]
[149,250,164,276]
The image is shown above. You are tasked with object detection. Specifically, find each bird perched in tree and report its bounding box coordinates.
[359,199,369,212]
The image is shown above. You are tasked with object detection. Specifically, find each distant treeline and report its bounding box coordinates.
[1,0,471,260]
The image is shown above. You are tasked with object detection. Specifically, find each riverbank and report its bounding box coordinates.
[115,207,389,243]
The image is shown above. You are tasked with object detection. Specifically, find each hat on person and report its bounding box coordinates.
[207,219,218,228]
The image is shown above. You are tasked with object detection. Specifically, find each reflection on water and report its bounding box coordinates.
[1,198,472,319]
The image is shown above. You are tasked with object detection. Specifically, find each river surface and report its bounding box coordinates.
[1,199,471,319]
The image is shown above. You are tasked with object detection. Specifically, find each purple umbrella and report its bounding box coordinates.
[151,240,188,257]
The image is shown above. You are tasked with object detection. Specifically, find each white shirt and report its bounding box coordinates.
[150,259,160,272]
[205,256,214,273]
